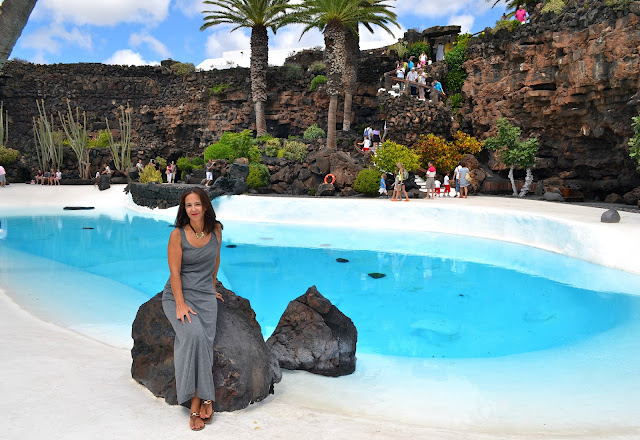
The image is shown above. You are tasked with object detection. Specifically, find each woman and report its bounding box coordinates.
[166,161,174,184]
[162,187,224,431]
[459,162,470,198]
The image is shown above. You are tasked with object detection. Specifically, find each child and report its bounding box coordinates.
[443,173,451,196]
[379,173,388,198]
[434,178,441,197]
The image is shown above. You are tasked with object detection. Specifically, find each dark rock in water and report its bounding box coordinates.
[543,191,565,202]
[228,163,249,182]
[368,272,386,279]
[98,174,111,191]
[131,283,282,411]
[63,206,95,210]
[336,258,349,263]
[82,227,94,230]
[266,285,357,377]
[601,208,621,223]
[226,244,237,248]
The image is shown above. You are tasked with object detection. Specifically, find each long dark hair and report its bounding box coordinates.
[174,187,223,234]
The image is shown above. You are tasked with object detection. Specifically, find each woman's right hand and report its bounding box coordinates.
[175,301,197,324]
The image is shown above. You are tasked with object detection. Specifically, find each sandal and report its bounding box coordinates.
[190,412,205,431]
[200,400,213,424]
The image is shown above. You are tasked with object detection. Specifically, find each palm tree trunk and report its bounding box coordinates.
[342,29,359,132]
[250,25,268,137]
[0,0,38,73]
[324,20,346,149]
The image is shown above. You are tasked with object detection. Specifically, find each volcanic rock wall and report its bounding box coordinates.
[463,0,640,198]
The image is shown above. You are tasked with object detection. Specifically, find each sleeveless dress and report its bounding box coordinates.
[162,227,219,404]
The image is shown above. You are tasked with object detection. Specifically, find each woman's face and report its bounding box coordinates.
[185,193,205,220]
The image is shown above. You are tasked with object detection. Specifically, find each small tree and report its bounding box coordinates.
[372,140,420,174]
[484,118,539,197]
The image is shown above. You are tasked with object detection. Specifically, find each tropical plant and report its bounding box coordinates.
[201,0,290,137]
[0,0,38,73]
[492,19,520,34]
[204,129,262,163]
[484,117,539,197]
[0,146,19,166]
[303,124,326,140]
[341,1,399,132]
[105,104,133,172]
[155,157,167,173]
[264,137,281,156]
[281,139,307,162]
[449,93,463,111]
[208,83,230,95]
[628,113,640,171]
[372,140,419,173]
[353,168,381,196]
[139,163,163,184]
[59,99,90,180]
[444,33,470,95]
[88,130,111,149]
[0,101,7,147]
[541,0,565,14]
[309,74,327,91]
[33,100,64,172]
[388,41,408,59]
[246,163,270,188]
[176,156,194,174]
[309,61,326,74]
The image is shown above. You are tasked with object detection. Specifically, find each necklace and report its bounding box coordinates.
[189,223,206,239]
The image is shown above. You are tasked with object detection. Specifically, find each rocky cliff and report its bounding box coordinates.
[463,0,640,198]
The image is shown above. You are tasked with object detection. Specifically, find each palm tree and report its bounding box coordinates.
[201,0,289,137]
[0,0,38,73]
[342,0,398,132]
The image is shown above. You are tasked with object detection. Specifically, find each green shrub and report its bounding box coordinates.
[276,148,285,158]
[388,41,408,59]
[208,83,230,95]
[354,168,382,197]
[139,164,163,183]
[492,19,521,34]
[606,0,632,12]
[176,157,193,173]
[281,140,307,163]
[628,113,640,170]
[281,63,303,80]
[541,0,565,14]
[256,134,275,143]
[303,124,325,140]
[0,146,20,165]
[444,34,470,95]
[407,41,431,59]
[309,75,327,91]
[246,163,270,188]
[449,93,463,111]
[155,157,167,170]
[88,130,111,149]
[264,138,281,157]
[170,62,196,75]
[309,61,326,75]
[191,157,204,166]
[204,130,261,163]
[372,140,419,174]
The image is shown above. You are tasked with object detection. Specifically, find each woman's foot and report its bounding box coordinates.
[190,412,205,431]
[200,400,213,423]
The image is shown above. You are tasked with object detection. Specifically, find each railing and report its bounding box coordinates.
[383,71,431,96]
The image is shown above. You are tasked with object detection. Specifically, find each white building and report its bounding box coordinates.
[196,47,316,71]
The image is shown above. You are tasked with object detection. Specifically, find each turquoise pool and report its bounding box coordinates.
[1,211,639,358]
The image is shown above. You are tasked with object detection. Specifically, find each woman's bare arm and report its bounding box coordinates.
[212,223,224,301]
[168,228,197,323]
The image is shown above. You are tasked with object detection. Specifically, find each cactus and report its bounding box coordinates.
[59,99,90,179]
[0,102,8,148]
[105,103,133,172]
[33,100,63,171]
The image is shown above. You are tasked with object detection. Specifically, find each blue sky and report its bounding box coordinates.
[9,0,508,67]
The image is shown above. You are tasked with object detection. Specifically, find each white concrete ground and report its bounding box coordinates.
[1,183,639,440]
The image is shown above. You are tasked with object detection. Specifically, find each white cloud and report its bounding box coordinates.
[359,23,405,51]
[175,0,206,18]
[103,49,159,66]
[204,27,251,58]
[19,24,92,58]
[32,0,171,26]
[393,0,492,19]
[129,32,170,58]
[269,24,324,51]
[447,15,475,34]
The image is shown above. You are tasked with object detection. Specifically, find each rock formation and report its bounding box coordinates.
[131,283,282,411]
[266,286,357,377]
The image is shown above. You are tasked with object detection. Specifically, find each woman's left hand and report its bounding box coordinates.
[215,291,224,302]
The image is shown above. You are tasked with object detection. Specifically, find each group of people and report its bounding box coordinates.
[356,125,382,154]
[502,5,529,23]
[377,160,473,200]
[34,169,62,185]
[136,158,178,183]
[395,61,446,102]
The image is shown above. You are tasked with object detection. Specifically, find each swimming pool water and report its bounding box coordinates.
[1,212,638,358]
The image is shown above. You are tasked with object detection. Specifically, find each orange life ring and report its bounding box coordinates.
[324,174,336,185]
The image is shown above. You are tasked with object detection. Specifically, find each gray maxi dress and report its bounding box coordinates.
[162,227,219,405]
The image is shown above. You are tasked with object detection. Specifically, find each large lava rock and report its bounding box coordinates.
[266,286,357,377]
[131,283,282,411]
[98,174,111,191]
